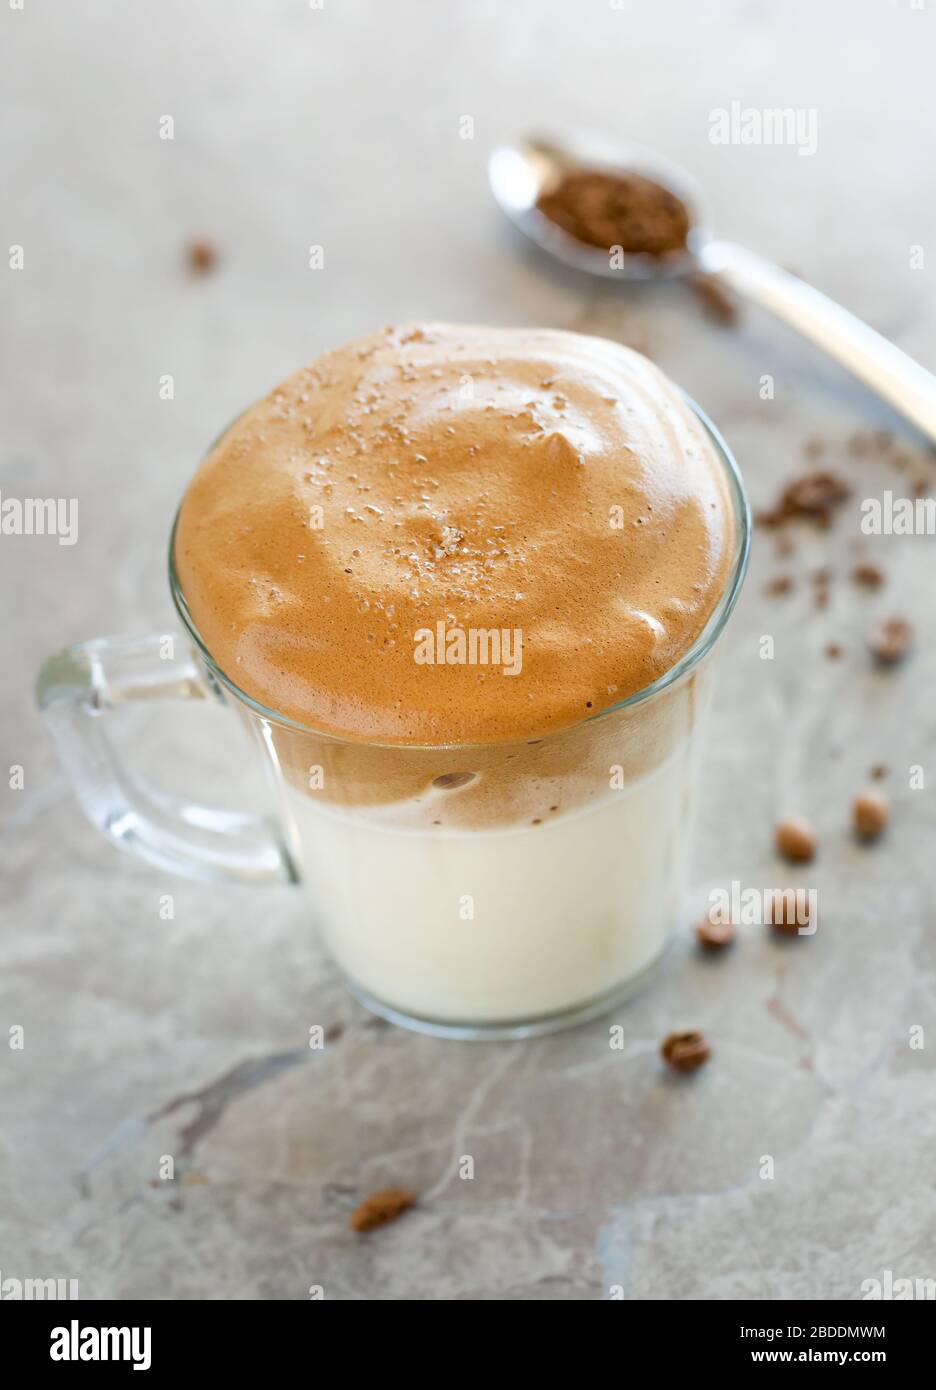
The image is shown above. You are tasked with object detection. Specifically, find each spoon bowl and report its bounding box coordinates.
[488,128,936,444]
[488,129,709,280]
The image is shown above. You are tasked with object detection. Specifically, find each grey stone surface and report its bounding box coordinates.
[1,0,934,1300]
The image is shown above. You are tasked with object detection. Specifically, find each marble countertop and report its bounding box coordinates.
[2,0,934,1300]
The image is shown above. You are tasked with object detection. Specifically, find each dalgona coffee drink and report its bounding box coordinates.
[172,324,745,1032]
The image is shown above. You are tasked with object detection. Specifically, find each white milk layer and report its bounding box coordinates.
[280,745,697,1025]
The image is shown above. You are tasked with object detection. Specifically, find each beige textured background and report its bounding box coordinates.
[1,0,934,1299]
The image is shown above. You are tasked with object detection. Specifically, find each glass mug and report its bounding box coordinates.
[36,403,749,1040]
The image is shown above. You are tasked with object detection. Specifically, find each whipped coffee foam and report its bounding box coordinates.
[174,326,740,1028]
[175,323,735,745]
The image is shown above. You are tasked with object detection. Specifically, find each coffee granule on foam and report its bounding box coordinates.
[537,168,691,259]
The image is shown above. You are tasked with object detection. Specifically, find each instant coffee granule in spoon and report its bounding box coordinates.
[537,168,690,257]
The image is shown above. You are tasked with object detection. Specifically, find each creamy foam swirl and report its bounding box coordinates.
[175,323,735,744]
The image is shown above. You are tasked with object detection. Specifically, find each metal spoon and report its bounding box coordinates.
[489,131,936,444]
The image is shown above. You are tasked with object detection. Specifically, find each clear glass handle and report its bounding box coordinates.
[36,635,298,885]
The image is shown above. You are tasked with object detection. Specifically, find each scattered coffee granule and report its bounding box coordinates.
[776,816,816,863]
[350,1188,415,1233]
[811,568,831,610]
[867,615,913,665]
[764,574,794,597]
[694,917,737,950]
[774,532,796,559]
[769,888,814,936]
[870,763,888,780]
[756,472,851,530]
[803,437,825,461]
[687,271,739,325]
[824,642,843,660]
[536,168,690,258]
[852,561,885,589]
[186,238,219,274]
[661,1029,711,1073]
[853,789,890,842]
[849,427,909,462]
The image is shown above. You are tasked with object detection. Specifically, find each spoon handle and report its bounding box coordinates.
[700,239,936,445]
